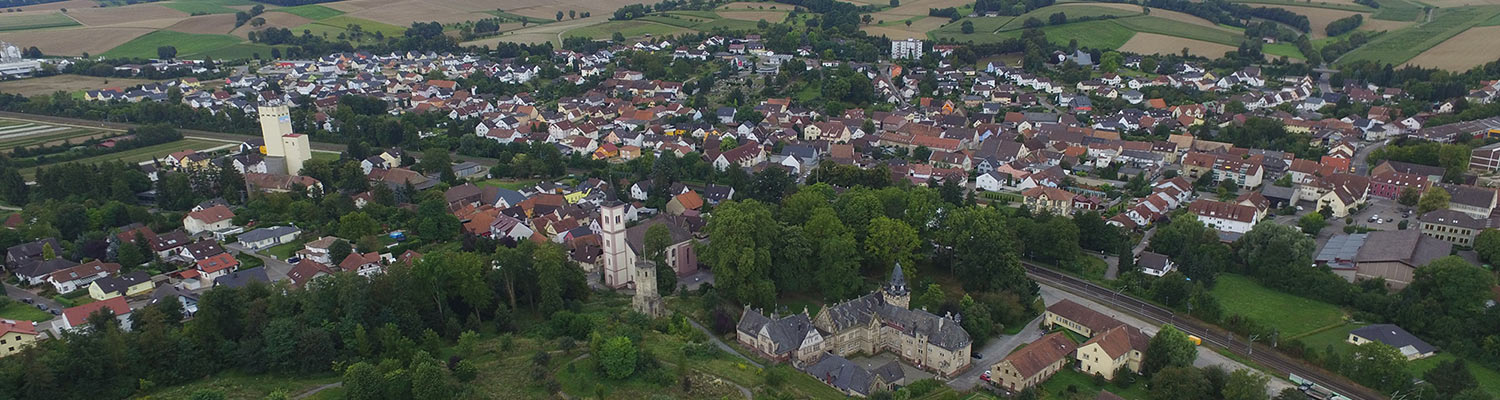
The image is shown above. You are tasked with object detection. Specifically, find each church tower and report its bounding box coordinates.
[599,201,632,288]
[883,263,910,309]
[632,260,665,318]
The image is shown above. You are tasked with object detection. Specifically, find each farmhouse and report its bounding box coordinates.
[990,332,1077,392]
[236,226,302,251]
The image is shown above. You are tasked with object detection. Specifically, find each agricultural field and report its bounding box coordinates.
[995,3,1142,31]
[0,122,116,152]
[100,30,245,59]
[230,12,315,38]
[1269,5,1410,38]
[158,0,244,15]
[274,4,346,20]
[928,16,1011,42]
[0,12,78,32]
[1113,15,1242,45]
[1119,32,1237,58]
[293,15,406,44]
[865,16,947,39]
[1210,274,1347,338]
[164,13,239,35]
[0,74,155,97]
[562,19,696,40]
[1403,25,1500,70]
[1339,6,1500,67]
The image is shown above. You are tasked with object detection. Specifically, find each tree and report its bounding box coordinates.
[1099,51,1123,72]
[961,20,975,34]
[1417,186,1450,214]
[1346,341,1411,393]
[1423,359,1478,398]
[569,10,575,19]
[343,362,384,400]
[890,0,898,6]
[644,224,676,296]
[1141,325,1197,376]
[865,217,918,278]
[410,357,450,400]
[1398,186,1420,207]
[328,239,352,267]
[0,168,27,205]
[1149,367,1209,400]
[41,242,54,260]
[556,11,564,21]
[250,17,265,27]
[1475,229,1500,265]
[612,32,625,42]
[1298,213,1326,235]
[338,212,382,239]
[916,283,945,310]
[905,20,912,27]
[1236,222,1315,290]
[1048,12,1067,25]
[1223,369,1271,400]
[599,336,638,379]
[157,46,177,59]
[700,200,778,307]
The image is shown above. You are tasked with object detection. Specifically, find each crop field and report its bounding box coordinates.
[1339,6,1500,66]
[563,19,696,40]
[65,4,190,26]
[230,12,315,38]
[865,16,948,38]
[293,15,406,44]
[0,125,115,151]
[274,4,345,20]
[0,26,155,56]
[0,12,78,32]
[20,138,229,178]
[164,13,238,35]
[996,3,1142,31]
[1230,0,1372,11]
[0,74,155,97]
[1403,25,1500,70]
[1113,15,1243,45]
[1120,32,1238,58]
[100,30,244,58]
[159,0,242,15]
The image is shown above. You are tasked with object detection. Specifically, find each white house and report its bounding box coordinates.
[236,226,302,251]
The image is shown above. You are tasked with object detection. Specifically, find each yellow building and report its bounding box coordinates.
[0,319,38,358]
[1076,325,1150,380]
[991,332,1076,392]
[1022,187,1076,216]
[88,271,155,301]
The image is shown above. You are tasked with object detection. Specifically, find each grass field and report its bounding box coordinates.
[483,10,553,25]
[1113,15,1242,45]
[996,4,1141,31]
[20,138,225,178]
[1002,19,1140,49]
[1300,322,1500,397]
[100,30,245,59]
[1339,6,1500,66]
[0,301,52,322]
[263,236,310,260]
[929,16,1012,42]
[1211,274,1346,338]
[475,178,536,190]
[0,127,114,151]
[1230,0,1373,12]
[1040,368,1149,399]
[142,371,342,400]
[275,4,344,20]
[0,12,78,32]
[160,0,241,15]
[295,15,406,43]
[193,43,283,60]
[1369,0,1425,21]
[562,19,696,40]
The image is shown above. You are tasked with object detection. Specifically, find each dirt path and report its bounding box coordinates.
[292,382,342,399]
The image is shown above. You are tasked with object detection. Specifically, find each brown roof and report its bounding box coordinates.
[1023,187,1075,202]
[1001,332,1077,378]
[186,205,235,224]
[672,191,704,210]
[1047,299,1124,333]
[1187,199,1259,223]
[1080,325,1149,359]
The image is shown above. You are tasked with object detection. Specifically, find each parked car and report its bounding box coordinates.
[35,304,47,311]
[20,297,33,304]
[971,352,983,360]
[981,370,992,382]
[49,309,59,316]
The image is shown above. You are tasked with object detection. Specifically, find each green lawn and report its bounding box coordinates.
[100,30,246,59]
[262,237,310,260]
[1296,322,1361,355]
[0,12,78,32]
[160,0,241,15]
[1339,6,1500,66]
[1210,274,1346,338]
[1039,368,1149,399]
[274,4,344,20]
[1302,323,1500,398]
[0,301,51,322]
[1262,42,1306,59]
[141,371,342,400]
[310,151,340,161]
[563,20,696,40]
[475,178,536,190]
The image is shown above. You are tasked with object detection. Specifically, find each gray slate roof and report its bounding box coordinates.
[802,354,901,396]
[735,309,818,356]
[822,292,971,351]
[215,266,270,288]
[1350,324,1435,355]
[93,271,151,295]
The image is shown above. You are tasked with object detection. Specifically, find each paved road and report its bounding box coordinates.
[1025,264,1386,400]
[1352,139,1387,176]
[945,314,1045,391]
[3,281,64,312]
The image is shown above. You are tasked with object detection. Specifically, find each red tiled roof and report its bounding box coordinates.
[0,318,36,336]
[63,296,130,327]
[186,205,236,224]
[1002,332,1077,378]
[196,252,239,274]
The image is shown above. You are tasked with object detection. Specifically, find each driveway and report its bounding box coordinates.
[4,281,64,312]
[946,314,1045,391]
[224,243,293,282]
